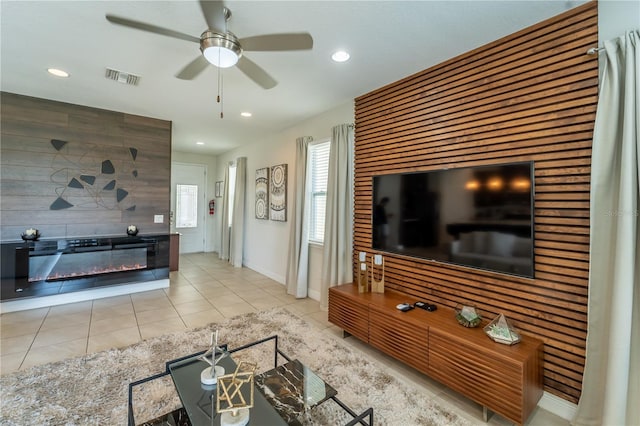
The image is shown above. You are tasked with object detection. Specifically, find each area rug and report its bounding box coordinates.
[0,308,473,425]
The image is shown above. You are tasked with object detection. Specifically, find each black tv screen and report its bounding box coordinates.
[372,162,534,278]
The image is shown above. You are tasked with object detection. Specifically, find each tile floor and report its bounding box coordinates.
[0,253,568,425]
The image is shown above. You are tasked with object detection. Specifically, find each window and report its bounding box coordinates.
[176,184,198,228]
[309,141,330,243]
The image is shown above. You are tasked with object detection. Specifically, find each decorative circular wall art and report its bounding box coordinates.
[255,168,269,220]
[269,164,287,222]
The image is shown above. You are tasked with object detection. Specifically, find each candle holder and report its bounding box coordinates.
[200,329,228,386]
[371,254,385,293]
[357,251,368,293]
[21,228,40,241]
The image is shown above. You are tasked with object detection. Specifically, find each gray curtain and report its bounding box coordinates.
[573,30,639,426]
[229,157,246,268]
[320,124,354,310]
[218,163,231,260]
[285,136,314,297]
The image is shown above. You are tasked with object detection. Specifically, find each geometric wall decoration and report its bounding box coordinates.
[48,139,140,211]
[269,164,287,222]
[255,167,269,220]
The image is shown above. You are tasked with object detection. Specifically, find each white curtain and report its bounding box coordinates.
[573,30,639,426]
[320,124,354,309]
[229,157,246,268]
[218,163,231,261]
[285,136,314,297]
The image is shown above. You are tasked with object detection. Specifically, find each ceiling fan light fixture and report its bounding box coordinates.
[201,31,242,68]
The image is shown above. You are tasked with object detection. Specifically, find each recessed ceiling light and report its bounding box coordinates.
[240,112,252,117]
[331,51,350,62]
[47,68,69,77]
[196,141,205,145]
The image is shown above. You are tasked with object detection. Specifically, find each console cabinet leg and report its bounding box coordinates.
[342,329,352,339]
[483,406,494,423]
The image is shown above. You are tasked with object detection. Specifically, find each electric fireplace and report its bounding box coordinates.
[1,235,170,301]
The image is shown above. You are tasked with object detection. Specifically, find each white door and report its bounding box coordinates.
[171,163,206,253]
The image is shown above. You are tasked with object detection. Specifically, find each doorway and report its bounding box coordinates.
[171,163,207,253]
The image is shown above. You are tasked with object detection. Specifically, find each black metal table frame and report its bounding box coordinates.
[127,335,373,426]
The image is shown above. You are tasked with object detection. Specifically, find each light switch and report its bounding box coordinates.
[154,215,164,223]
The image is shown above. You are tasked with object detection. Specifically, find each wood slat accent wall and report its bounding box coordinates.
[0,92,172,240]
[353,2,597,403]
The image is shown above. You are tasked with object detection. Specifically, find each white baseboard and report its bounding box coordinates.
[0,279,169,314]
[307,288,321,301]
[241,260,321,301]
[242,260,285,284]
[539,391,577,421]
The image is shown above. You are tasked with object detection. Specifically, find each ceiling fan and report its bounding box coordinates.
[106,0,313,89]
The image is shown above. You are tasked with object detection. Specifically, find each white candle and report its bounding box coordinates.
[359,251,366,262]
[374,254,383,265]
[360,263,366,271]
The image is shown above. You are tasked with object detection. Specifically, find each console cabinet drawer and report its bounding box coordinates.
[328,288,369,342]
[369,305,429,374]
[428,327,538,425]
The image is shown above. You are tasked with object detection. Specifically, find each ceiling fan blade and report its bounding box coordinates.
[106,14,200,43]
[236,56,277,90]
[175,56,210,80]
[240,33,313,51]
[199,0,227,33]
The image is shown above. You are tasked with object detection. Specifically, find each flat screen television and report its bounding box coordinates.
[372,161,534,278]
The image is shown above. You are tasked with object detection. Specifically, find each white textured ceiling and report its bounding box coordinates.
[1,0,586,155]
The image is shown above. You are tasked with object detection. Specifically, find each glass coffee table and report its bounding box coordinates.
[128,335,373,426]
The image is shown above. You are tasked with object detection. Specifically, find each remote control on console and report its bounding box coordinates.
[415,301,437,311]
[396,303,414,312]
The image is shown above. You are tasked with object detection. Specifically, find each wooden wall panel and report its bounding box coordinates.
[0,92,172,240]
[352,2,597,403]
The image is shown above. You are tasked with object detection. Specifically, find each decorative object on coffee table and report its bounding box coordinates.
[484,313,521,345]
[371,254,385,293]
[21,228,40,241]
[357,251,369,293]
[217,361,257,426]
[200,330,228,385]
[126,225,138,236]
[455,305,482,328]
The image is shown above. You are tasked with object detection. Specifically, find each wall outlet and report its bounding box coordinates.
[154,215,163,223]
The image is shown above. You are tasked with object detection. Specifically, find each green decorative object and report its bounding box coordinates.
[484,313,521,345]
[455,305,482,328]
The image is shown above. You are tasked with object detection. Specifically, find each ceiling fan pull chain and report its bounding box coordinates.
[216,48,223,119]
[220,72,224,119]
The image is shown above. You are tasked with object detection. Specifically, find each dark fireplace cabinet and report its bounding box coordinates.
[1,234,170,302]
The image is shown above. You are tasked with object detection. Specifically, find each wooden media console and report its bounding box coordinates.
[329,283,544,425]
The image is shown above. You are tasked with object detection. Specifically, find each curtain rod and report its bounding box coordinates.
[586,46,604,55]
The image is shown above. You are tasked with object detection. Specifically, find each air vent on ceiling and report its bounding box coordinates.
[105,68,140,86]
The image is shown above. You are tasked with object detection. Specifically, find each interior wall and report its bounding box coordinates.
[353,2,597,404]
[0,92,171,240]
[216,101,354,290]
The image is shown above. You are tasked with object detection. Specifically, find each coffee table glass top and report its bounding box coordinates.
[168,354,286,426]
[254,359,337,425]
